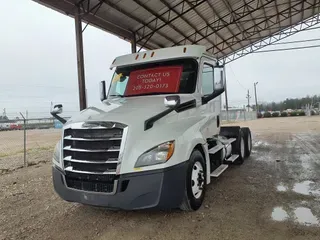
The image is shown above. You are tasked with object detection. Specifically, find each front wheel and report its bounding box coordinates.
[180,150,206,211]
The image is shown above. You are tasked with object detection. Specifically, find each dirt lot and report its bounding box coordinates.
[1,116,320,240]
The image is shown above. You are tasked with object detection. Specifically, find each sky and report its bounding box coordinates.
[1,0,320,118]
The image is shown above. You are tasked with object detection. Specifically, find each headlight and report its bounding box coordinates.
[53,140,62,168]
[135,141,175,168]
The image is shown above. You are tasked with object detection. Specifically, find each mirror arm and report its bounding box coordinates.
[144,103,180,131]
[202,88,225,105]
[51,112,67,124]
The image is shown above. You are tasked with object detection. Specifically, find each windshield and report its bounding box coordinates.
[108,59,198,97]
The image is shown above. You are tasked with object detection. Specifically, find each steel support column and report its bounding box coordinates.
[75,6,87,110]
[131,33,137,53]
[224,70,229,121]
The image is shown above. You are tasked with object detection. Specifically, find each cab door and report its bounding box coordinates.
[199,58,224,139]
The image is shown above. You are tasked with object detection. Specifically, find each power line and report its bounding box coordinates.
[254,44,320,54]
[227,65,246,91]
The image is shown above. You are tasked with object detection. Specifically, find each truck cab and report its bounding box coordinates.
[51,45,252,211]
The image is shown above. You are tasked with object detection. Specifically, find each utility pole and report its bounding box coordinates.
[246,90,251,112]
[254,82,259,114]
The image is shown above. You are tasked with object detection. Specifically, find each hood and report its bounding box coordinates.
[66,94,196,127]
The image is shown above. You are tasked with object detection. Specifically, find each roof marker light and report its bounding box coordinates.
[135,54,139,60]
[151,52,155,57]
[183,47,187,53]
[143,53,147,59]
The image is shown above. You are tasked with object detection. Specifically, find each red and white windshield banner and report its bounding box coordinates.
[125,66,183,96]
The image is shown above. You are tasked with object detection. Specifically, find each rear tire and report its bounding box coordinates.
[180,150,206,211]
[241,127,252,158]
[232,129,245,165]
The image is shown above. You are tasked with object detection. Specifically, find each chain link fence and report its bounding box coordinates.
[221,109,257,122]
[0,110,256,174]
[0,118,64,174]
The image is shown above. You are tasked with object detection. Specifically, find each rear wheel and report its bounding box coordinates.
[180,150,206,211]
[241,127,252,158]
[232,130,245,165]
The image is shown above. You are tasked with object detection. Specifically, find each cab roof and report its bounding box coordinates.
[110,45,215,69]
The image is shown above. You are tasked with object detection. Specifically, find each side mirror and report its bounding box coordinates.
[51,104,63,114]
[201,65,226,105]
[100,81,107,101]
[50,104,66,124]
[214,67,225,91]
[164,95,180,108]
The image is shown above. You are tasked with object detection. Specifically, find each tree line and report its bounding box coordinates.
[252,95,320,112]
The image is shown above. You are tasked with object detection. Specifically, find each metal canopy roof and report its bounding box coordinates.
[34,0,320,63]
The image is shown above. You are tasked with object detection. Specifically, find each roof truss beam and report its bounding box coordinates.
[132,0,196,47]
[174,0,274,46]
[135,0,207,44]
[220,0,255,46]
[193,0,239,54]
[180,0,232,54]
[213,0,319,54]
[98,0,176,48]
[158,0,224,53]
[220,3,320,63]
[208,1,244,49]
[243,0,264,40]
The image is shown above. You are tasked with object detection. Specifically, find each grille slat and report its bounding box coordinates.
[63,146,120,152]
[65,166,116,175]
[63,122,126,193]
[64,157,118,164]
[64,139,121,150]
[65,128,123,139]
[64,151,119,161]
[64,135,121,141]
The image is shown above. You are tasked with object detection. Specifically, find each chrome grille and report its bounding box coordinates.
[63,122,126,193]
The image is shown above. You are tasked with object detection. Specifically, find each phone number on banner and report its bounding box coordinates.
[133,84,169,91]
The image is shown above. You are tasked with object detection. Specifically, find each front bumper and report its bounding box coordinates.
[52,162,187,210]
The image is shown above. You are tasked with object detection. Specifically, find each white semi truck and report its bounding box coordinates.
[51,45,252,211]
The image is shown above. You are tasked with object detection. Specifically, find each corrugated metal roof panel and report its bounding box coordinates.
[33,0,320,61]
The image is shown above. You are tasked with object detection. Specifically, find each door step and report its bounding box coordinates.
[225,154,239,163]
[210,164,228,177]
[208,144,224,154]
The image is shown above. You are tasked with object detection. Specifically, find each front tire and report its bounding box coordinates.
[180,150,206,211]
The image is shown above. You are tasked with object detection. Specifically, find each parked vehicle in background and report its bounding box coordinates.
[0,122,10,131]
[10,123,22,130]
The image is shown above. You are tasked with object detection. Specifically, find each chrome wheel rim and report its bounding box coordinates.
[191,161,204,199]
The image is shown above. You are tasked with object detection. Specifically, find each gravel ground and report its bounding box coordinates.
[1,116,320,240]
